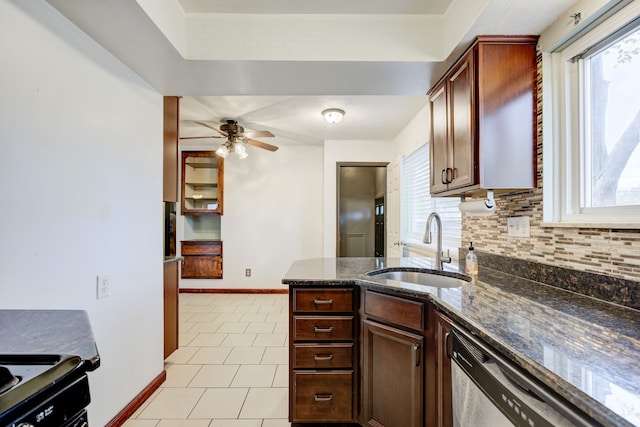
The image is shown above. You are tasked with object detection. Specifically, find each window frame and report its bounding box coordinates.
[543,1,640,228]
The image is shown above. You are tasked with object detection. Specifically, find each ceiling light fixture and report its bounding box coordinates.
[215,140,248,159]
[322,108,345,124]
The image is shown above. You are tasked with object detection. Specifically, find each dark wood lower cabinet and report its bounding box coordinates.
[435,310,453,427]
[289,287,358,425]
[163,261,179,359]
[288,286,453,427]
[181,240,222,279]
[362,319,424,427]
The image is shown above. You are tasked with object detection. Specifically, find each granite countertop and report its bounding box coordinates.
[282,257,640,427]
[0,310,100,371]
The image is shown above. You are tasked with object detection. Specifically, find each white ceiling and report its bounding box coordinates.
[177,0,453,14]
[45,0,577,146]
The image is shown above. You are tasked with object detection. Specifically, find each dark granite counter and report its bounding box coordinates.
[282,257,640,427]
[0,310,100,371]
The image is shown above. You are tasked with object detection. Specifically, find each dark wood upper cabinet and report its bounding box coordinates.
[163,96,179,202]
[428,35,538,197]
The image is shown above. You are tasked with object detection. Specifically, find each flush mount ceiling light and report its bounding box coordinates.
[322,108,345,124]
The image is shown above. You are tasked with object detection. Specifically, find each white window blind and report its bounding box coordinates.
[401,143,461,255]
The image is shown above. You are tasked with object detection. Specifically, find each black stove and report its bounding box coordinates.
[0,354,91,427]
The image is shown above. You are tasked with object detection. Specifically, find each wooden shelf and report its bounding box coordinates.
[182,151,224,215]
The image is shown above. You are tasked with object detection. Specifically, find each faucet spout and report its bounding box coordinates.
[423,212,452,270]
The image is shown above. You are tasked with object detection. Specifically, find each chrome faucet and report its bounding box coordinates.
[423,212,452,270]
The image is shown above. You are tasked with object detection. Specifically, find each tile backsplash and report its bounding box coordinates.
[462,54,640,283]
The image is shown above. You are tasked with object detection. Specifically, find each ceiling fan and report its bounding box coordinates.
[180,119,279,159]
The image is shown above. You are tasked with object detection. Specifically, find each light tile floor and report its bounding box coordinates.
[124,293,291,427]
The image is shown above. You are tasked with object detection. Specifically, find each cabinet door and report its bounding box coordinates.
[363,319,423,427]
[435,311,453,427]
[181,255,222,279]
[429,81,449,194]
[163,261,179,358]
[447,52,475,191]
[163,97,179,202]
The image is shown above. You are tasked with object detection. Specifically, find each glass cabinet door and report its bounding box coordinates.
[181,151,224,215]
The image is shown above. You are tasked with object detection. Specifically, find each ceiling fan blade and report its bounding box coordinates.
[243,130,275,138]
[179,135,223,140]
[245,139,279,152]
[194,121,228,137]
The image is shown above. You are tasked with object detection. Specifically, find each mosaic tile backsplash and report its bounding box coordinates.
[461,54,640,286]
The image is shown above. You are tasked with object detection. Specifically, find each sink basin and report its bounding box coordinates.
[366,269,470,288]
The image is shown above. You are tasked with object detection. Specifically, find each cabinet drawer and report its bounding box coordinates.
[294,343,354,369]
[365,290,424,331]
[293,288,353,313]
[292,371,354,422]
[181,242,221,255]
[293,316,354,341]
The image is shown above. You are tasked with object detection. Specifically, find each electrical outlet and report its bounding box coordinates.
[507,217,531,238]
[96,274,110,299]
[245,268,251,277]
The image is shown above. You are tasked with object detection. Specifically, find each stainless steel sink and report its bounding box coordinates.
[367,269,470,288]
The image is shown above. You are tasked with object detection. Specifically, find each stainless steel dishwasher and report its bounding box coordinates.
[449,325,599,427]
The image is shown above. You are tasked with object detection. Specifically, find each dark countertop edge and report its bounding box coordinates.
[282,275,635,427]
[163,256,183,265]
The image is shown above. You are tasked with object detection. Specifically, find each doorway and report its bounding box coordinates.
[336,163,388,257]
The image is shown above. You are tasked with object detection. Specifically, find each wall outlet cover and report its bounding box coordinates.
[507,216,531,238]
[97,274,110,299]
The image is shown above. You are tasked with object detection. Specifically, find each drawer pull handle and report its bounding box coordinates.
[314,393,334,402]
[314,353,334,361]
[313,299,333,305]
[314,326,334,333]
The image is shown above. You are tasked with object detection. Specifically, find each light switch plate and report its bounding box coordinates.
[507,217,530,238]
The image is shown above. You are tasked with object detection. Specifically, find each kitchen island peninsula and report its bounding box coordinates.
[283,257,640,427]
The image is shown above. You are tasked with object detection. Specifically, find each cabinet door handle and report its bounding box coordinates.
[413,343,421,367]
[441,169,447,184]
[313,299,333,305]
[447,167,455,183]
[314,393,334,402]
[445,332,452,359]
[314,353,334,361]
[314,326,334,333]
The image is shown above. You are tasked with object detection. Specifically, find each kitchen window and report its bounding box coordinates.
[544,3,640,226]
[401,143,461,256]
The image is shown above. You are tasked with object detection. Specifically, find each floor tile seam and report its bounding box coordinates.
[185,387,250,421]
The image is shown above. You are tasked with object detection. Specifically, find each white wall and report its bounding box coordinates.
[178,145,324,289]
[323,140,394,257]
[0,1,163,425]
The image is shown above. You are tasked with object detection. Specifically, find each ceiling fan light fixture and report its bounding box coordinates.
[215,144,230,158]
[322,108,345,124]
[234,142,248,159]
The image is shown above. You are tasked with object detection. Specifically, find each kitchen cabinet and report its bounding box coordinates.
[428,36,538,196]
[289,287,358,424]
[163,96,179,202]
[163,260,179,358]
[434,309,453,427]
[181,151,224,215]
[181,240,223,279]
[361,290,424,427]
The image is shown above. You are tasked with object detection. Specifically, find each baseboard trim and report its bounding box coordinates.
[105,370,166,427]
[180,288,289,294]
